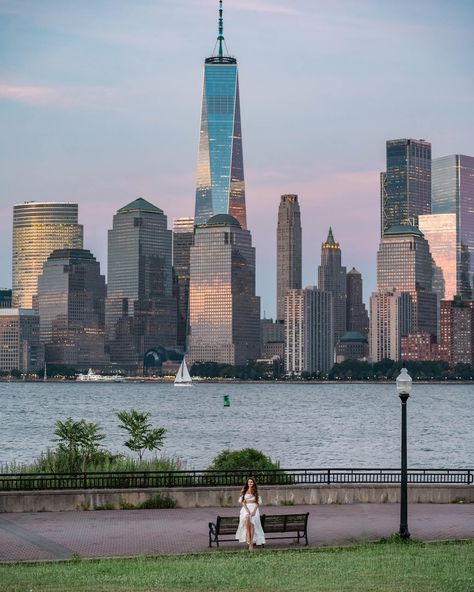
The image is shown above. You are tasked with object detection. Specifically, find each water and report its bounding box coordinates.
[0,382,472,470]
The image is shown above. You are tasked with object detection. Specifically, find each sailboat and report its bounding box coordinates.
[174,356,193,387]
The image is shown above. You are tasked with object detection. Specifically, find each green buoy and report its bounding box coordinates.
[223,395,230,407]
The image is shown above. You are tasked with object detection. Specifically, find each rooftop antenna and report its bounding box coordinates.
[218,0,224,58]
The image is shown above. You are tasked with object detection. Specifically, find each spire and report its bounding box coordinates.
[218,0,224,58]
[326,227,335,244]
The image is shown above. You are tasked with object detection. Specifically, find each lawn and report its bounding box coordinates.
[1,540,473,592]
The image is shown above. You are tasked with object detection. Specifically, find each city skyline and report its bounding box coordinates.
[1,0,473,316]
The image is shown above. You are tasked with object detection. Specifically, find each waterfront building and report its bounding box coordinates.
[260,318,284,360]
[436,298,474,366]
[376,224,437,337]
[173,217,194,350]
[0,289,12,308]
[346,268,369,336]
[106,198,177,373]
[432,154,474,299]
[381,139,431,234]
[276,194,302,322]
[335,331,369,363]
[188,214,260,365]
[285,287,333,375]
[318,228,346,346]
[401,332,437,362]
[37,248,107,368]
[369,290,412,362]
[418,214,457,301]
[0,308,42,372]
[194,1,246,229]
[12,202,83,308]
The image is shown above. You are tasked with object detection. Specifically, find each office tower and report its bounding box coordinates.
[188,214,260,365]
[37,248,107,368]
[436,298,474,366]
[106,198,177,373]
[260,318,284,360]
[369,290,412,362]
[276,194,302,322]
[0,289,12,308]
[418,214,457,300]
[335,332,369,363]
[381,139,431,234]
[0,308,42,372]
[12,202,83,308]
[285,287,333,375]
[173,217,194,350]
[432,154,474,299]
[346,268,369,335]
[194,1,246,228]
[318,228,346,345]
[376,225,437,336]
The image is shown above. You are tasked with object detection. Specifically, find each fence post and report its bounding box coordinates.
[327,469,331,485]
[83,472,87,489]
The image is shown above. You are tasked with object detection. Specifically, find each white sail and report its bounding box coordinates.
[174,357,193,386]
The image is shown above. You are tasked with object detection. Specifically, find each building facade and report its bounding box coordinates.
[318,228,346,346]
[260,318,284,360]
[36,248,107,368]
[401,332,437,362]
[106,198,177,373]
[369,290,412,362]
[432,154,474,299]
[0,289,12,308]
[335,331,369,363]
[276,194,302,322]
[173,217,194,351]
[188,214,260,365]
[12,202,83,308]
[285,287,333,375]
[0,308,42,373]
[381,139,431,234]
[194,2,246,229]
[346,267,369,336]
[436,299,474,366]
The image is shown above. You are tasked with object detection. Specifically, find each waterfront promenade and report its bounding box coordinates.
[0,503,473,562]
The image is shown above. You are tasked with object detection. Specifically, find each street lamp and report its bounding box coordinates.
[396,366,412,540]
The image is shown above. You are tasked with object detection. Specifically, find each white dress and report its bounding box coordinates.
[235,493,266,545]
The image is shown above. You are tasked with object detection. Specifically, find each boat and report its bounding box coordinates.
[76,369,125,382]
[174,357,193,387]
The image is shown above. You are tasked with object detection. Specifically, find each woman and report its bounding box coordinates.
[235,477,265,550]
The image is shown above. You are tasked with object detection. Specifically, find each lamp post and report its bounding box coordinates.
[396,366,412,540]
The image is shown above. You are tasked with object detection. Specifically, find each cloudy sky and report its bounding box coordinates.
[1,0,473,316]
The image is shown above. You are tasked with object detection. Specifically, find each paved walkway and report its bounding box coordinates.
[0,504,473,562]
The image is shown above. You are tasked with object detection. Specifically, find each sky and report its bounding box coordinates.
[1,0,473,316]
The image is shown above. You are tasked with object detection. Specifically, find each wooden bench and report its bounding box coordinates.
[208,512,309,548]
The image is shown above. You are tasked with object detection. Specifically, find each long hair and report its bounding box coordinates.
[241,476,259,503]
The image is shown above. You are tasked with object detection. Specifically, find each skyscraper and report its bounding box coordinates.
[369,290,412,362]
[188,214,260,365]
[276,194,302,322]
[37,248,107,368]
[432,154,474,299]
[0,308,42,373]
[346,267,369,336]
[381,139,431,234]
[12,202,83,308]
[173,217,194,350]
[285,287,333,375]
[194,1,246,228]
[436,298,474,366]
[318,228,346,346]
[106,198,177,372]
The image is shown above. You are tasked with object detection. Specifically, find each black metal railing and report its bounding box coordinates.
[0,468,472,492]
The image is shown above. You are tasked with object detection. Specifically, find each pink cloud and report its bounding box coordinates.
[0,84,58,105]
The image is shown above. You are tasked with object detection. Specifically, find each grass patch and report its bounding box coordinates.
[0,540,473,591]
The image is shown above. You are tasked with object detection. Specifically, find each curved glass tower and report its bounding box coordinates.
[194,1,246,229]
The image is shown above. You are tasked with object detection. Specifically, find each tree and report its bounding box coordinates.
[116,409,166,462]
[208,448,280,472]
[54,418,105,471]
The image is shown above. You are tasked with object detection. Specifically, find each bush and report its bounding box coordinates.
[208,448,280,472]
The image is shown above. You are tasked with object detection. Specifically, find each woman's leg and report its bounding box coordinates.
[244,515,251,545]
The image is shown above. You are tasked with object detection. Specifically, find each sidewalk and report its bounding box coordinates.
[0,503,473,563]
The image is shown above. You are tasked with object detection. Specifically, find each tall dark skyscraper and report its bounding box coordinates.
[194,1,246,228]
[276,194,302,322]
[318,228,346,346]
[346,268,369,336]
[173,217,194,350]
[381,139,431,234]
[106,198,177,373]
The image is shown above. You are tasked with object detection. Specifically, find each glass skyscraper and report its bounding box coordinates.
[432,154,474,299]
[173,217,194,350]
[12,202,83,308]
[194,1,246,229]
[381,139,431,234]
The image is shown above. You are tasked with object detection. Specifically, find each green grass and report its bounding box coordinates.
[1,540,473,592]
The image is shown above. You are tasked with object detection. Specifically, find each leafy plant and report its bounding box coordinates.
[54,418,105,472]
[116,409,166,462]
